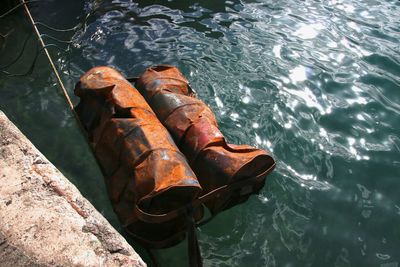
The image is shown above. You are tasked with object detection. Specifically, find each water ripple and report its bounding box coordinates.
[54,0,400,265]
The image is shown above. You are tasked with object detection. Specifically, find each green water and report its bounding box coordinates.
[1,0,400,266]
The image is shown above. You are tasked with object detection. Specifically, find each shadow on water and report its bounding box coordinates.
[1,0,400,266]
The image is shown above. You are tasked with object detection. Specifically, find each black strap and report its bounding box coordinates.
[187,207,203,267]
[124,226,186,249]
[145,248,159,267]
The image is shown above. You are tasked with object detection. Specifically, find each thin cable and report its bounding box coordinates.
[0,44,69,77]
[0,29,14,51]
[0,0,41,19]
[40,33,73,44]
[35,21,79,32]
[0,42,39,77]
[0,29,14,39]
[42,43,70,53]
[0,32,32,69]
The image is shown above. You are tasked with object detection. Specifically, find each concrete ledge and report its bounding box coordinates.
[0,111,146,267]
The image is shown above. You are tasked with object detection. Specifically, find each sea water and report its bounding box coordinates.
[0,0,399,266]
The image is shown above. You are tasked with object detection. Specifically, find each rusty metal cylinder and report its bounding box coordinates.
[74,66,202,247]
[135,65,276,215]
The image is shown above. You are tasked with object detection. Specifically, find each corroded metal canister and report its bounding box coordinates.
[135,65,276,215]
[74,66,202,247]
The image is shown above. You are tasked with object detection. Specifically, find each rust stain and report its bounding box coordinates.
[32,164,89,218]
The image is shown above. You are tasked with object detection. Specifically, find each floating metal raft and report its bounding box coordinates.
[74,65,276,251]
[74,66,202,247]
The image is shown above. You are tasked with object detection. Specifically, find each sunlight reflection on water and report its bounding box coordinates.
[15,0,398,265]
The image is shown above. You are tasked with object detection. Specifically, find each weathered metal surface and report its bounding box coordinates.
[136,65,276,214]
[75,67,202,247]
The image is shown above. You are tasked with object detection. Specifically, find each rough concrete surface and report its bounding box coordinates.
[0,110,146,267]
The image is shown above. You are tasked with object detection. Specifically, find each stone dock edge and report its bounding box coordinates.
[0,110,146,267]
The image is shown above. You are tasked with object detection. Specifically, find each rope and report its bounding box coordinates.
[21,0,81,124]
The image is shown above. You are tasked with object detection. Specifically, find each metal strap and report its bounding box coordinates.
[132,163,276,225]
